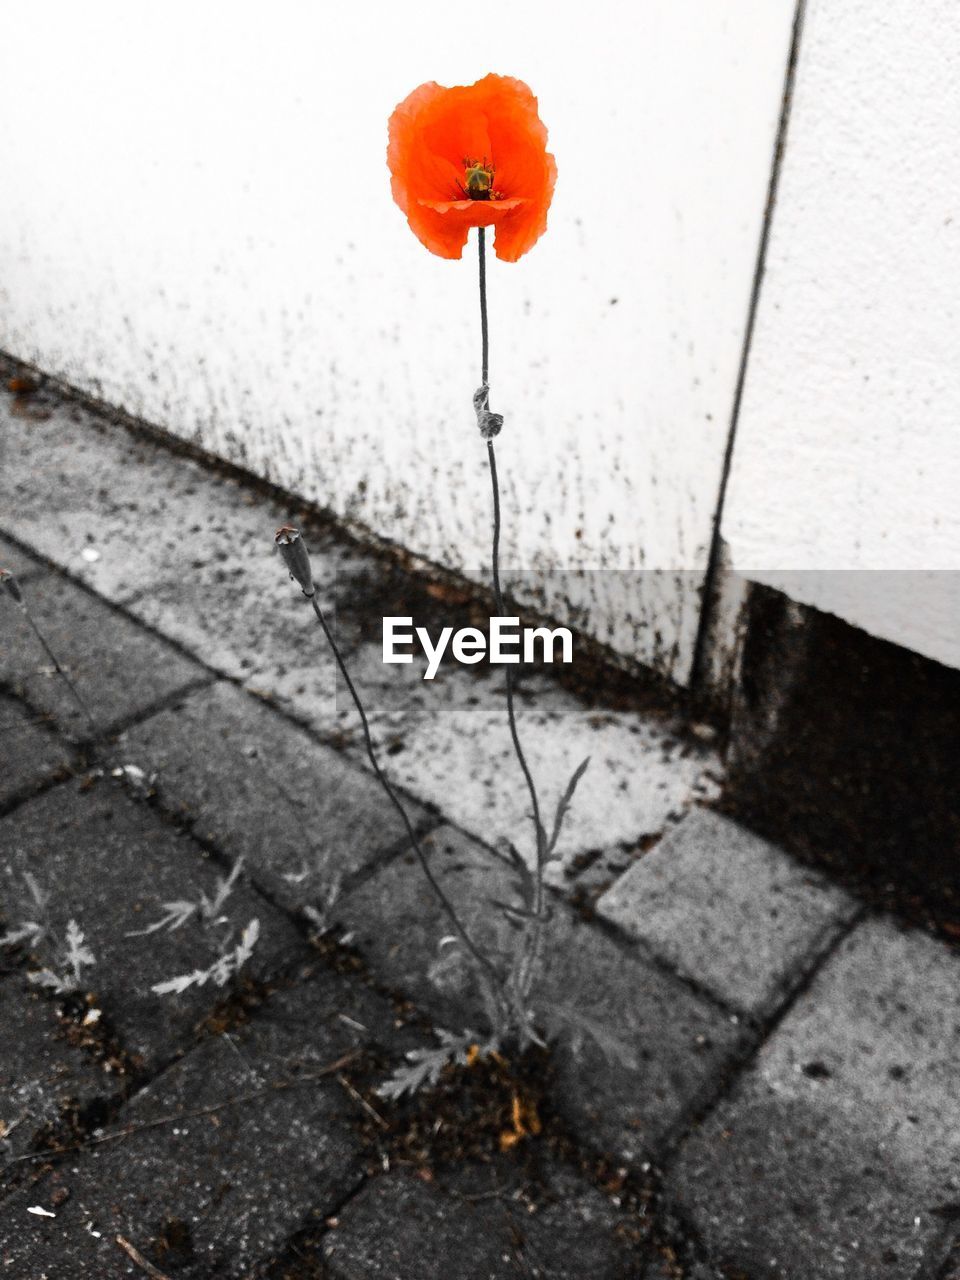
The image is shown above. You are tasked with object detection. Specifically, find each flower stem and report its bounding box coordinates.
[478,226,489,386]
[476,230,547,933]
[304,591,504,993]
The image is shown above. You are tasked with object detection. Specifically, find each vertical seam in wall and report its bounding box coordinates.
[688,0,808,697]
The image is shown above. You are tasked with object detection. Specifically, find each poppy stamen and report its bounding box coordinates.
[464,157,495,201]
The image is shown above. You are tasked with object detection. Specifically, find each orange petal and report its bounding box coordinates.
[403,203,471,259]
[419,198,524,214]
[493,151,557,262]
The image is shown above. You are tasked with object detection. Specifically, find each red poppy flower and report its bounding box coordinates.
[387,73,557,263]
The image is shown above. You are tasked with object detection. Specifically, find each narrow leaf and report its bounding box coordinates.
[125,900,196,937]
[152,970,208,996]
[0,921,43,948]
[235,918,260,969]
[545,756,591,859]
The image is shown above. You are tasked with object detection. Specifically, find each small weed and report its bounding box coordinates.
[126,857,261,997]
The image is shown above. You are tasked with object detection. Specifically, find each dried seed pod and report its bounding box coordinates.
[0,568,24,606]
[274,526,315,597]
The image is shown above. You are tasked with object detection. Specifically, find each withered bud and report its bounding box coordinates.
[0,568,24,605]
[477,410,504,440]
[473,385,504,439]
[275,526,315,597]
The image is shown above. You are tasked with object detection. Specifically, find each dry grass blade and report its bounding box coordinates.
[115,1235,172,1280]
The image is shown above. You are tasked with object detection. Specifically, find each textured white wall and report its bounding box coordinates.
[0,0,796,684]
[723,0,960,669]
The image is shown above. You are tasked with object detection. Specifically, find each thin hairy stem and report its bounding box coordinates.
[306,593,504,993]
[478,226,489,386]
[488,443,548,1007]
[477,229,548,1009]
[486,442,546,871]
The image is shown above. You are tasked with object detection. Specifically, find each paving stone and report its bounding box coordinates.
[125,551,358,736]
[337,825,529,1026]
[0,971,378,1277]
[0,977,109,1174]
[338,825,744,1164]
[360,667,721,873]
[0,691,73,808]
[2,779,305,1067]
[118,680,432,917]
[548,927,745,1168]
[0,396,300,604]
[0,567,207,740]
[0,395,370,734]
[323,1164,640,1279]
[665,914,960,1279]
[597,809,859,1017]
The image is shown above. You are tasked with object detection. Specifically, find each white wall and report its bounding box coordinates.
[0,0,797,684]
[723,0,960,669]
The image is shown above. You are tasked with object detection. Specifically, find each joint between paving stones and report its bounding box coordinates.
[0,527,57,580]
[594,853,870,1044]
[135,744,445,920]
[586,902,750,1026]
[102,772,455,1066]
[654,899,870,1192]
[0,530,222,672]
[85,673,218,746]
[2,954,369,1196]
[606,900,876,1270]
[0,756,78,821]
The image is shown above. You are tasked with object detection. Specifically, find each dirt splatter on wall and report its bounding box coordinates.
[0,1,797,684]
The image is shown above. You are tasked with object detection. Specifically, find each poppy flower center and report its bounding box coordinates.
[463,158,496,200]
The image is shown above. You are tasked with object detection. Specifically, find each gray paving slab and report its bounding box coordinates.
[125,537,376,737]
[0,395,372,735]
[0,395,332,605]
[1,397,217,601]
[0,691,73,808]
[0,978,109,1174]
[2,779,306,1067]
[0,971,377,1277]
[665,914,960,1279]
[597,808,859,1017]
[118,679,432,917]
[0,567,207,740]
[359,663,721,874]
[338,825,745,1164]
[323,1165,640,1279]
